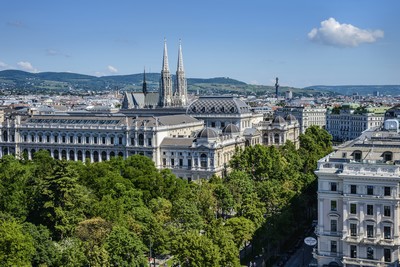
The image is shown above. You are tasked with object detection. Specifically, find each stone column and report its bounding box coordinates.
[319,198,324,232]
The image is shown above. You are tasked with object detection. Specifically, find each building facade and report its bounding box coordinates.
[326,104,387,143]
[314,120,400,266]
[274,106,327,134]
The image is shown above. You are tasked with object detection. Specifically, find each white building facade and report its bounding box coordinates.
[274,106,326,134]
[314,121,400,267]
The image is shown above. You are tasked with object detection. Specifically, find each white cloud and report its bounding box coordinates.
[308,18,384,47]
[107,65,118,73]
[17,61,38,72]
[0,61,10,70]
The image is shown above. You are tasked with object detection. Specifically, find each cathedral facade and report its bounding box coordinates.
[122,40,188,109]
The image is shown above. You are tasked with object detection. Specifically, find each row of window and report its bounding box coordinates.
[335,243,392,262]
[330,201,392,217]
[330,182,392,196]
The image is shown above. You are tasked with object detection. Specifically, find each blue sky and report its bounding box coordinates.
[1,0,399,88]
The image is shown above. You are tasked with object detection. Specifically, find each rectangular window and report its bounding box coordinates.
[171,159,174,166]
[384,248,391,262]
[110,137,114,144]
[119,137,123,144]
[350,245,357,258]
[367,205,373,216]
[384,206,391,217]
[331,219,337,232]
[188,159,192,168]
[367,185,374,195]
[94,137,98,144]
[78,136,81,143]
[70,136,73,143]
[350,223,357,236]
[384,226,391,239]
[367,225,374,238]
[46,136,50,142]
[350,184,357,194]
[367,247,374,260]
[179,158,183,167]
[62,136,66,143]
[102,137,106,144]
[331,241,337,253]
[162,158,166,167]
[86,136,90,143]
[331,182,337,192]
[350,203,357,214]
[130,138,134,145]
[331,200,337,211]
[54,136,58,143]
[39,136,42,142]
[148,138,152,146]
[384,186,391,196]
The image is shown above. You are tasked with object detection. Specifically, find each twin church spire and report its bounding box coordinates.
[159,39,187,107]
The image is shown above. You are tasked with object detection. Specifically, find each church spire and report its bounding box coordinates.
[177,39,184,73]
[142,67,147,95]
[159,39,173,107]
[175,39,187,106]
[162,38,170,72]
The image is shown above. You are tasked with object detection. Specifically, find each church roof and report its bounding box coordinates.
[272,115,286,124]
[285,114,297,123]
[187,96,251,115]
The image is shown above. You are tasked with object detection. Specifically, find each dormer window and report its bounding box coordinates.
[353,150,362,162]
[383,151,393,162]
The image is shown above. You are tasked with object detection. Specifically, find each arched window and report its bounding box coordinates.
[85,151,91,160]
[69,150,75,161]
[93,151,99,162]
[101,151,107,161]
[77,150,83,161]
[61,150,67,160]
[118,152,123,157]
[54,150,59,160]
[110,151,115,158]
[274,133,280,144]
[138,134,144,146]
[263,133,268,145]
[200,153,207,168]
[383,151,393,162]
[353,150,362,162]
[3,147,8,155]
[31,149,36,158]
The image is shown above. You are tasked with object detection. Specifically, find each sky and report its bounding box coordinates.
[1,0,399,88]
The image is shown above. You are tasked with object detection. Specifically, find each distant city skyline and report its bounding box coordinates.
[1,0,399,88]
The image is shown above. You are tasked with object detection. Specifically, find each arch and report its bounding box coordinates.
[274,133,280,144]
[101,151,107,161]
[110,151,115,158]
[93,151,99,162]
[69,150,75,161]
[85,151,91,160]
[77,150,83,161]
[200,153,207,168]
[61,150,67,160]
[30,149,36,158]
[54,149,59,160]
[118,152,123,157]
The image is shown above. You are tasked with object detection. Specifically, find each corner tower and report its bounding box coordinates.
[159,39,173,107]
[175,40,187,106]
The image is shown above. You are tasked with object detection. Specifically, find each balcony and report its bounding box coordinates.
[342,256,385,266]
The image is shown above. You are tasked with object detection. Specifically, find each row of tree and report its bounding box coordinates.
[0,126,332,266]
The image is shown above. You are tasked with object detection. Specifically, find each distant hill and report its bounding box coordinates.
[0,69,331,97]
[305,85,400,96]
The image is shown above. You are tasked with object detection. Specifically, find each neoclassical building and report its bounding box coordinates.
[0,112,244,180]
[314,119,400,266]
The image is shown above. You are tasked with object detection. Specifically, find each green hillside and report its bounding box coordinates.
[0,70,332,97]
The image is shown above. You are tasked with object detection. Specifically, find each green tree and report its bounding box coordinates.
[105,226,147,267]
[22,222,58,267]
[31,160,91,239]
[0,219,35,267]
[55,237,87,267]
[224,217,256,249]
[172,231,221,267]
